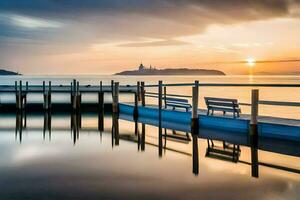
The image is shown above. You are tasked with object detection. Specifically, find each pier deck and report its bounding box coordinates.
[119,103,300,141]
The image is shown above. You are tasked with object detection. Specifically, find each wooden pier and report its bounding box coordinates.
[1,80,300,143]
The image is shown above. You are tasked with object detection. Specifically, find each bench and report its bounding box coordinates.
[164,97,191,112]
[205,97,241,118]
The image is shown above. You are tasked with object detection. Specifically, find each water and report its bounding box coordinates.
[0,75,299,199]
[0,112,299,200]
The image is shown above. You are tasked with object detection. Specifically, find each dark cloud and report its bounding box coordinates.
[0,0,300,43]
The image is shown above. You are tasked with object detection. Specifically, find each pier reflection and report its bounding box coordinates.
[7,112,300,178]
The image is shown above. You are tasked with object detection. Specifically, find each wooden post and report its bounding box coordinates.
[158,81,162,113]
[98,81,104,131]
[137,81,141,101]
[70,82,73,109]
[24,81,28,110]
[250,89,259,126]
[15,81,19,110]
[112,82,119,113]
[19,81,22,110]
[43,81,47,110]
[141,81,145,106]
[163,86,167,108]
[111,80,114,99]
[158,81,163,157]
[133,92,139,120]
[76,81,81,112]
[250,89,259,178]
[72,80,77,111]
[191,81,199,135]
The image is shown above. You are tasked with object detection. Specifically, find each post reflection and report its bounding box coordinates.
[112,113,119,146]
[43,110,52,140]
[250,133,259,178]
[71,111,80,145]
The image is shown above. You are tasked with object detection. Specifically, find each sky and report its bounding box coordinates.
[0,0,300,75]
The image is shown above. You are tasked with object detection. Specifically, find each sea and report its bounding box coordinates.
[0,75,299,200]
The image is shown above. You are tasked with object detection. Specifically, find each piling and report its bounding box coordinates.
[191,81,199,134]
[141,81,145,106]
[48,81,52,110]
[112,82,119,114]
[98,81,104,131]
[158,81,163,157]
[15,81,19,110]
[24,81,28,109]
[76,81,81,112]
[111,80,114,99]
[43,81,48,110]
[133,92,138,120]
[137,81,141,101]
[250,89,259,178]
[72,80,77,111]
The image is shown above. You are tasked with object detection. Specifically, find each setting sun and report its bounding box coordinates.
[246,57,256,67]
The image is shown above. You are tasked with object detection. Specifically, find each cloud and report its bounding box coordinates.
[117,39,190,47]
[0,0,299,42]
[7,14,63,29]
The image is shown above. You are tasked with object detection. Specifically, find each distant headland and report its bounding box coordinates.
[115,63,225,76]
[0,69,20,75]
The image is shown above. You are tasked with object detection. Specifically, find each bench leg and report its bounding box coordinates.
[206,109,210,116]
[223,111,226,115]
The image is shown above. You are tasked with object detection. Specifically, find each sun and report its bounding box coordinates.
[246,57,256,67]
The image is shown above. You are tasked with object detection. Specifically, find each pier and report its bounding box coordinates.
[1,80,300,142]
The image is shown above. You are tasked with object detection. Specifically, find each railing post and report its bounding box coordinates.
[158,81,163,157]
[98,81,104,131]
[158,81,163,114]
[113,82,119,114]
[72,79,77,111]
[76,81,81,112]
[48,81,52,110]
[15,81,19,110]
[191,81,199,135]
[163,86,167,108]
[111,80,114,99]
[141,81,145,106]
[19,81,22,110]
[137,81,141,101]
[43,81,48,110]
[250,89,259,178]
[24,81,28,110]
[133,92,138,120]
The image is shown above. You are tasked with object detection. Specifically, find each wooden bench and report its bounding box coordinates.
[205,97,241,118]
[164,97,191,112]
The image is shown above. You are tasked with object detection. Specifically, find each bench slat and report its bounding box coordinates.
[208,106,241,113]
[164,97,188,103]
[205,97,238,103]
[166,102,191,108]
[207,101,239,108]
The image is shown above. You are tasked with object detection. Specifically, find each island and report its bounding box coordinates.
[115,63,225,76]
[0,69,20,75]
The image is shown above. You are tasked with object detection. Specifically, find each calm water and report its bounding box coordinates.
[0,75,299,199]
[0,112,299,200]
